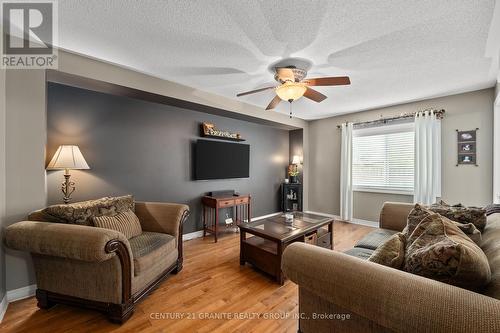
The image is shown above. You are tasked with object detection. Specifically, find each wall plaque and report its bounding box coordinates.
[201,122,245,142]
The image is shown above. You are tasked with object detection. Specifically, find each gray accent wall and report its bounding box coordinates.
[46,83,289,234]
[308,88,495,222]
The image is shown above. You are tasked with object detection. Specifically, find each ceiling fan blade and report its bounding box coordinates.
[266,95,282,110]
[236,86,275,97]
[303,76,351,86]
[303,87,327,103]
[275,67,295,82]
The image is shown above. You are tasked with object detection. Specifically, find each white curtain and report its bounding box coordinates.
[340,122,353,220]
[414,110,441,205]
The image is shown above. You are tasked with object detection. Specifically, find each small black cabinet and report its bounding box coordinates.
[281,183,303,212]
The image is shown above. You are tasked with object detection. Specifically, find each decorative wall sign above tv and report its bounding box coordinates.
[456,128,478,166]
[201,122,245,142]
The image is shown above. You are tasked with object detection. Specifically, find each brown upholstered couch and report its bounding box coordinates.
[4,201,189,323]
[282,202,500,333]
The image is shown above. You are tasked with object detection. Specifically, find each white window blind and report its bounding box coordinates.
[352,123,415,194]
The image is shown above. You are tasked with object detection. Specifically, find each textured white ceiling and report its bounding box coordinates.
[56,0,500,120]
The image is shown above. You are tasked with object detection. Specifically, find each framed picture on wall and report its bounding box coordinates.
[457,153,476,165]
[457,130,476,142]
[456,128,478,166]
[458,142,475,153]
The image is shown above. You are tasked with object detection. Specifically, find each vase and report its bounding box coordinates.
[289,175,298,183]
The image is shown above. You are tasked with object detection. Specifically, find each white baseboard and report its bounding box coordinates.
[6,284,37,303]
[0,295,7,323]
[182,230,204,241]
[0,284,37,322]
[304,210,379,228]
[182,212,282,242]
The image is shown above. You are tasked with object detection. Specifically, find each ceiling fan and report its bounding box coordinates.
[236,66,351,112]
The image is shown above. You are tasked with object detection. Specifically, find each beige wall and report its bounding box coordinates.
[4,70,47,291]
[308,88,495,222]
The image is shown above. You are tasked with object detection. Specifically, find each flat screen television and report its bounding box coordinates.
[195,139,250,180]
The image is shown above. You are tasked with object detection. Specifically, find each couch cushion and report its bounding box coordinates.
[368,232,406,269]
[41,195,134,226]
[429,200,487,230]
[481,213,500,299]
[92,209,142,239]
[129,232,176,276]
[405,213,491,290]
[354,229,398,250]
[343,247,374,260]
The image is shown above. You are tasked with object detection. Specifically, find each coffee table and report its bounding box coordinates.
[238,212,334,284]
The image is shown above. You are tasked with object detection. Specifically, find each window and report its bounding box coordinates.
[352,123,414,195]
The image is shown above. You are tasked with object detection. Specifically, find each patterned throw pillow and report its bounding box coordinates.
[368,233,406,269]
[429,200,486,230]
[404,203,482,243]
[403,204,432,237]
[92,209,142,239]
[42,195,135,226]
[404,213,491,290]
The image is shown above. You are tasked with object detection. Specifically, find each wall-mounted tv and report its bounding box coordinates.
[195,139,250,180]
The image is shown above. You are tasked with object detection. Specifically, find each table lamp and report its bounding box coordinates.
[291,155,301,165]
[46,145,90,204]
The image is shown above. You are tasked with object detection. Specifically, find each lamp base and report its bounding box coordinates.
[61,172,76,204]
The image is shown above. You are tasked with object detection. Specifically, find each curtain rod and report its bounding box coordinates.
[336,108,445,129]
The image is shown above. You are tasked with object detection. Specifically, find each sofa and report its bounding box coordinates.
[282,202,500,333]
[4,199,189,323]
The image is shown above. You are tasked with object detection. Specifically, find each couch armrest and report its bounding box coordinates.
[282,243,500,333]
[4,221,132,262]
[135,202,189,237]
[379,201,413,231]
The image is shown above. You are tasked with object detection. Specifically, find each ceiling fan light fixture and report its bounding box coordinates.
[275,81,307,102]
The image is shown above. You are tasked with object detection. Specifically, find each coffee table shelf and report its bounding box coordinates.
[238,212,334,285]
[242,236,278,255]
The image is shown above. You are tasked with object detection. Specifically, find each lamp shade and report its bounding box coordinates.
[291,155,301,165]
[47,145,90,170]
[275,82,307,101]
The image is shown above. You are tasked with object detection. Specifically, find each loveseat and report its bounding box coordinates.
[4,197,189,323]
[282,202,500,333]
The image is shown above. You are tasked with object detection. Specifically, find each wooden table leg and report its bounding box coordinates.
[202,205,206,238]
[214,208,218,243]
[239,230,245,265]
[328,221,334,250]
[247,201,251,223]
[277,241,284,285]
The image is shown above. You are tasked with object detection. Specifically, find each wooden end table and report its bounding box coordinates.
[201,194,251,242]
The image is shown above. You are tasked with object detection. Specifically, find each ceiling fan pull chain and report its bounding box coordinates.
[289,99,293,118]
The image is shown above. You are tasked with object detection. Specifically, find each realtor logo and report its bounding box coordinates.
[1,0,58,68]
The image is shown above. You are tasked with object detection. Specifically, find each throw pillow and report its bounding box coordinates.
[92,209,142,239]
[404,213,491,290]
[403,204,432,236]
[429,200,486,230]
[42,195,135,226]
[451,221,482,244]
[368,233,406,269]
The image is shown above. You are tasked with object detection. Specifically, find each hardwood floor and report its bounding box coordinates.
[0,221,374,333]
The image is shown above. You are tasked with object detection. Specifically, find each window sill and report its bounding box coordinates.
[353,188,414,196]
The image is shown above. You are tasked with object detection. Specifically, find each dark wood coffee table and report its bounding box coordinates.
[238,212,334,284]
